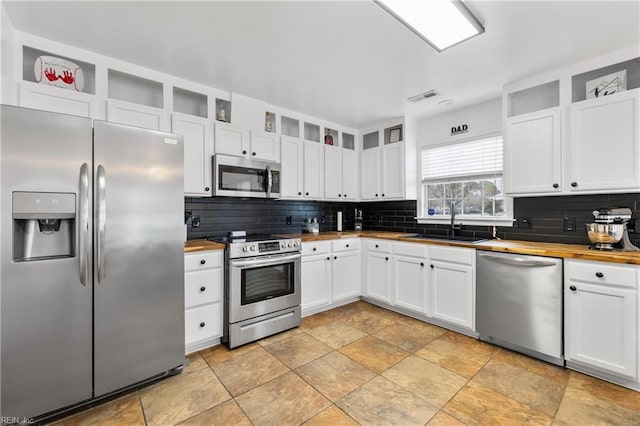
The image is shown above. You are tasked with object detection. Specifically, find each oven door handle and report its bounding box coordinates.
[232,253,301,268]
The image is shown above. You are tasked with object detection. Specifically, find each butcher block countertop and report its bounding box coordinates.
[184,239,225,253]
[279,231,640,265]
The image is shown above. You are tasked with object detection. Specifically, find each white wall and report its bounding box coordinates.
[1,3,15,105]
[417,98,502,147]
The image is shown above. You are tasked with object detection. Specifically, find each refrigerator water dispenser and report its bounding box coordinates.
[12,192,76,261]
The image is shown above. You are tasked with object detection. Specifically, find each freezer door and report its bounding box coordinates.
[1,105,93,419]
[93,120,185,396]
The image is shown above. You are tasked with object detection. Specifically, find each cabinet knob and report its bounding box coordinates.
[306,192,309,196]
[326,256,331,261]
[252,152,256,156]
[595,272,604,278]
[430,264,434,269]
[375,193,379,197]
[552,183,559,188]
[242,150,247,155]
[200,259,206,265]
[571,182,578,187]
[205,186,210,191]
[385,257,389,261]
[200,286,206,292]
[199,322,206,328]
[338,194,342,197]
[334,256,337,260]
[382,193,385,197]
[298,192,302,195]
[346,244,349,248]
[313,247,317,251]
[420,262,424,267]
[569,285,577,291]
[344,194,347,198]
[375,244,379,248]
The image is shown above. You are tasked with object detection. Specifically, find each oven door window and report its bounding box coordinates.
[241,262,294,305]
[219,165,266,193]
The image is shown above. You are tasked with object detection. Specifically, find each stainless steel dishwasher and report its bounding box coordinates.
[476,251,564,366]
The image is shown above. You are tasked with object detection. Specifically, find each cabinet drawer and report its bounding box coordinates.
[332,239,361,253]
[185,303,221,345]
[185,269,222,308]
[302,241,331,256]
[566,260,637,289]
[185,250,223,272]
[394,242,427,258]
[431,246,474,265]
[365,239,392,253]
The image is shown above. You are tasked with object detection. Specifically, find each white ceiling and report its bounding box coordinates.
[3,1,639,129]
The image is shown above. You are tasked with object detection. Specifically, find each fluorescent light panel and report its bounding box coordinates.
[376,0,484,51]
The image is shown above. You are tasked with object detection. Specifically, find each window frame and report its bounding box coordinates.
[416,133,514,227]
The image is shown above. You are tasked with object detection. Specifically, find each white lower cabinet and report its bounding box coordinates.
[184,250,223,354]
[364,244,393,304]
[429,246,475,332]
[393,242,429,316]
[301,239,361,314]
[564,259,638,384]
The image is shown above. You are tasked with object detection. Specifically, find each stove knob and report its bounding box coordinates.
[250,245,257,251]
[294,241,300,247]
[242,246,248,252]
[287,242,293,248]
[281,243,286,249]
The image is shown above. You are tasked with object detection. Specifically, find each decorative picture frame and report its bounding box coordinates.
[265,111,276,133]
[586,70,627,99]
[389,127,401,143]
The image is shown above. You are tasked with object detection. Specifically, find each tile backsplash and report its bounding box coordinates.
[186,193,640,246]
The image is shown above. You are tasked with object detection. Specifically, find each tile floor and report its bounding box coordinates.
[52,301,640,425]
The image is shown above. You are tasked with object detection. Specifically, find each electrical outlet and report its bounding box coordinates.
[321,215,326,224]
[564,217,576,232]
[191,216,200,228]
[286,215,292,225]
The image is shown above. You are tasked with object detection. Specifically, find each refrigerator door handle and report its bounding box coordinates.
[97,164,106,283]
[79,163,90,286]
[266,165,272,198]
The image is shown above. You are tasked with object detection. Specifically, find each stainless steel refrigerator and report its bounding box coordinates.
[1,105,185,421]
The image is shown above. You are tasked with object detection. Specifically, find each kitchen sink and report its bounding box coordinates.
[402,234,488,244]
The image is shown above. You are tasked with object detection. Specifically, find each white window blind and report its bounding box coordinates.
[422,136,503,181]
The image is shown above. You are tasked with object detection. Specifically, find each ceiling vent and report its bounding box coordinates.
[408,90,438,102]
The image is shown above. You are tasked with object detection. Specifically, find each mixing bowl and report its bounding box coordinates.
[586,223,625,244]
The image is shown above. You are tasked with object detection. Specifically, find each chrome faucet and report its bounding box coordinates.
[450,201,462,237]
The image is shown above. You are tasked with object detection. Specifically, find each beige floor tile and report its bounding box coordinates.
[397,316,449,336]
[177,399,252,426]
[212,345,289,396]
[307,320,367,349]
[471,359,565,417]
[52,393,145,426]
[555,372,640,424]
[296,352,376,402]
[427,411,467,426]
[139,368,231,426]
[332,300,379,318]
[373,321,443,352]
[200,341,258,367]
[444,382,553,425]
[339,335,409,373]
[182,352,209,375]
[299,310,342,331]
[257,326,303,346]
[304,405,359,426]
[493,348,570,385]
[236,372,331,425]
[382,355,468,408]
[264,333,333,369]
[337,376,438,425]
[341,309,400,334]
[415,332,495,378]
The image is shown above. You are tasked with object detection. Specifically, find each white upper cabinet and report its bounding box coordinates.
[250,131,280,162]
[19,81,95,118]
[505,108,562,195]
[280,136,304,199]
[341,132,359,200]
[568,89,640,192]
[324,144,342,200]
[106,99,165,131]
[381,143,404,199]
[362,145,380,200]
[303,140,324,199]
[214,122,249,158]
[503,49,640,196]
[171,113,213,197]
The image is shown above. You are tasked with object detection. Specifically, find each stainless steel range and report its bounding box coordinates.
[210,232,301,348]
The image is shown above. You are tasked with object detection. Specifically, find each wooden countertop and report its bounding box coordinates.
[279,231,640,265]
[184,239,225,253]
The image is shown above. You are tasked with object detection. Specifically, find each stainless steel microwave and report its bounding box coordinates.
[213,155,280,198]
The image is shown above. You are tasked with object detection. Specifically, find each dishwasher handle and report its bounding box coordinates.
[478,252,558,267]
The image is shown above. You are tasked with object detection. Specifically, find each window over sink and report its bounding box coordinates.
[418,135,514,226]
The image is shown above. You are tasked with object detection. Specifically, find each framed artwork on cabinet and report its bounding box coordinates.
[586,70,627,99]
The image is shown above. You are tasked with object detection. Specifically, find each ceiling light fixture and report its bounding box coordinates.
[374,0,484,52]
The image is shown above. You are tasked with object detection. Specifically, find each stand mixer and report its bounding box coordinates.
[586,207,639,251]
